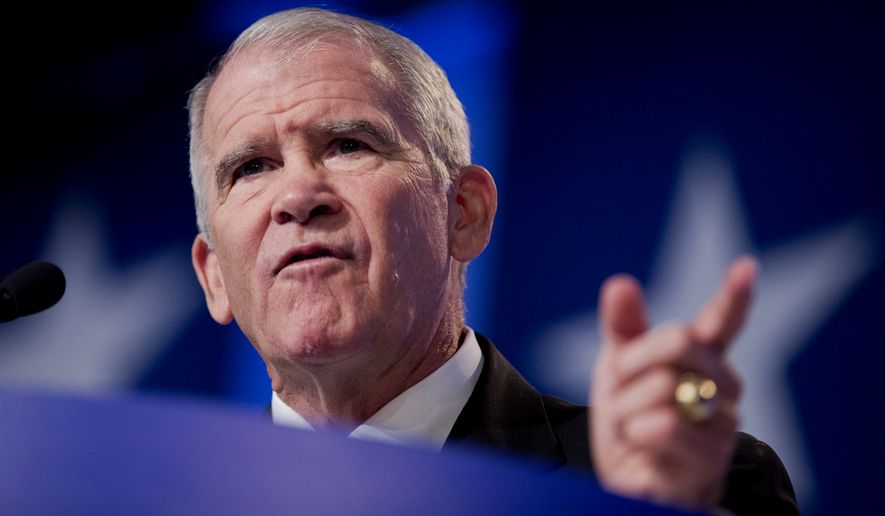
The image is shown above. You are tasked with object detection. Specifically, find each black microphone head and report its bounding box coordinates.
[0,261,66,322]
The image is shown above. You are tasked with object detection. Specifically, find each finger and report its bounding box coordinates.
[613,363,741,425]
[692,256,758,354]
[621,401,739,452]
[621,405,682,450]
[600,274,649,346]
[614,323,716,386]
[611,368,679,421]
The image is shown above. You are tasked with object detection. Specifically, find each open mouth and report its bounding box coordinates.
[291,249,334,263]
[275,245,346,275]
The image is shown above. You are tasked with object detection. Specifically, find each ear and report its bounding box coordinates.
[192,233,234,324]
[449,165,497,262]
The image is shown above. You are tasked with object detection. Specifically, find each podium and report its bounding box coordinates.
[0,388,699,515]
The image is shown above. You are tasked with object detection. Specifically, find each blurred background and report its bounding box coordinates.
[0,1,882,513]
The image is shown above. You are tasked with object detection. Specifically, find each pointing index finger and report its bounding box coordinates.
[692,256,758,354]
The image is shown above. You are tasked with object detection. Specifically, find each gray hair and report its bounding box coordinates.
[186,7,471,237]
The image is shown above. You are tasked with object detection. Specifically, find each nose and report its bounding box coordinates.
[270,164,343,225]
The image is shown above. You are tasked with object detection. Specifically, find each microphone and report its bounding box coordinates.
[0,261,66,323]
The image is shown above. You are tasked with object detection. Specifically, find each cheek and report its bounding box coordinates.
[216,247,261,324]
[379,183,450,280]
[211,207,270,318]
[213,191,270,260]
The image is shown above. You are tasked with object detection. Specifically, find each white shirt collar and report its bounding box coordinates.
[271,328,484,451]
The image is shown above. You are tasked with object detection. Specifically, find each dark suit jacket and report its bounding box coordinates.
[445,334,800,515]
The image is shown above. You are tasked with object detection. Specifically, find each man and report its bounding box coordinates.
[188,8,797,514]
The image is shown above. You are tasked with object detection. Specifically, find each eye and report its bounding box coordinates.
[234,158,268,180]
[336,138,368,155]
[324,137,381,173]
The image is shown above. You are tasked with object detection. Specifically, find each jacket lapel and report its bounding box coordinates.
[444,334,566,469]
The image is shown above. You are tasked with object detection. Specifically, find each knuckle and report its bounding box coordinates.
[654,368,678,392]
[656,411,682,442]
[659,321,693,355]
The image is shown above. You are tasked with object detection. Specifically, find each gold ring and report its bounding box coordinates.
[674,372,719,423]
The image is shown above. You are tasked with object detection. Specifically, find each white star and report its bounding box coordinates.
[0,196,202,391]
[533,140,879,509]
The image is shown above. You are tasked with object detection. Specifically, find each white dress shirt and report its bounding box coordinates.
[271,328,484,451]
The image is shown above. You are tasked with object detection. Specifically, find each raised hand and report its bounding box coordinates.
[590,257,757,509]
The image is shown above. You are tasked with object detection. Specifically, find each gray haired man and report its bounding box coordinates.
[188,8,798,514]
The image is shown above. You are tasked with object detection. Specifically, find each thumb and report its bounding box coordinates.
[599,274,649,346]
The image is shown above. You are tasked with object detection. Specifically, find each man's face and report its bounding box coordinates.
[194,41,458,382]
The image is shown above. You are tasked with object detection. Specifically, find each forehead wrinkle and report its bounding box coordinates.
[206,43,401,143]
[205,75,264,145]
[204,46,424,185]
[210,75,389,155]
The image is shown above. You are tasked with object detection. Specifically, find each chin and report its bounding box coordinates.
[257,292,375,367]
[267,320,366,367]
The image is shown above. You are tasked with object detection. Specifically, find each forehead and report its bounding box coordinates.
[202,39,407,160]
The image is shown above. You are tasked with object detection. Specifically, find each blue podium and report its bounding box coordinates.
[0,388,700,515]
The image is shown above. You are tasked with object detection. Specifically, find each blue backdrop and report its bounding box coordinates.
[1,2,882,514]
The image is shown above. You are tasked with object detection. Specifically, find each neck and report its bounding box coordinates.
[269,310,464,432]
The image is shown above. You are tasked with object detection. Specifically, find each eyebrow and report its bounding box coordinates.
[309,120,398,148]
[214,141,270,194]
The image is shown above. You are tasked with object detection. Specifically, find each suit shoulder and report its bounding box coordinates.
[721,432,800,515]
[540,393,587,422]
[540,394,593,471]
